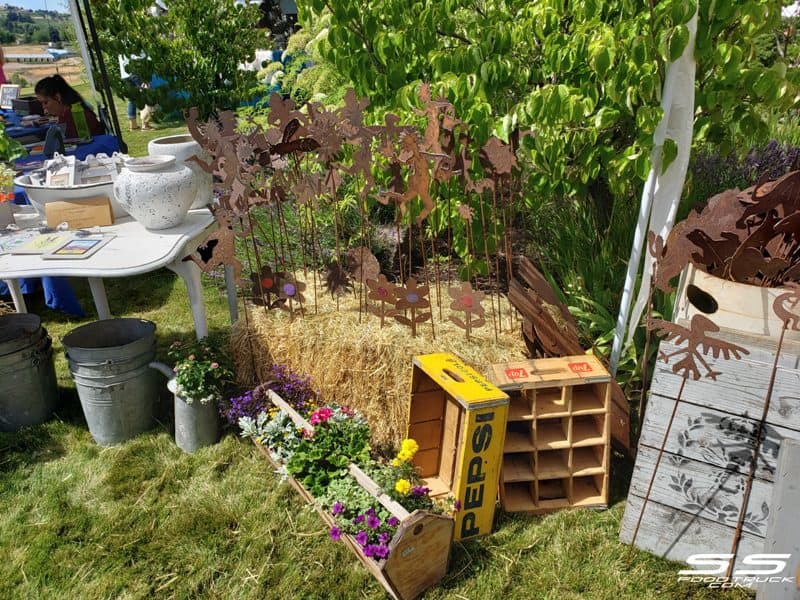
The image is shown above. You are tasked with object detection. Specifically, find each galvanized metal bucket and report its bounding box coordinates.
[63,319,158,446]
[150,362,220,453]
[0,314,58,432]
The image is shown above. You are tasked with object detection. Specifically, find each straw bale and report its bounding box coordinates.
[232,280,527,448]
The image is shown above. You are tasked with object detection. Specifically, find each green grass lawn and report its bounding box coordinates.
[1,102,750,600]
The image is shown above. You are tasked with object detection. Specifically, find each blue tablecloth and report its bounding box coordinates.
[1,134,122,316]
[1,108,50,140]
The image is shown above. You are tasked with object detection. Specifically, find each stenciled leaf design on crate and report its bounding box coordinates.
[646,314,749,380]
[366,274,398,326]
[345,247,380,286]
[393,278,431,337]
[447,281,486,340]
[323,261,353,297]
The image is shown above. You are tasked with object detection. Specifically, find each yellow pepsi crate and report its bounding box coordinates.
[408,353,509,541]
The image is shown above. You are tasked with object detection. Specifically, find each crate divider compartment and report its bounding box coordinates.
[507,389,534,422]
[533,386,568,418]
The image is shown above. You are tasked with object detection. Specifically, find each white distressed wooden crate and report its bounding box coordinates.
[620,326,800,574]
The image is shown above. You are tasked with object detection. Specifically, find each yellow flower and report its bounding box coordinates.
[391,458,401,467]
[401,438,419,456]
[396,450,411,462]
[395,479,412,495]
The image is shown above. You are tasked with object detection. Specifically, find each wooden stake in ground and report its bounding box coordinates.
[628,315,748,552]
[727,282,800,577]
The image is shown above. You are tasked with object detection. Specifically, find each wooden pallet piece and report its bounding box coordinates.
[488,354,611,514]
[620,330,800,578]
[758,439,800,600]
[257,390,454,600]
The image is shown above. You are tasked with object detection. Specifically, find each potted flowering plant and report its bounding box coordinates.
[150,332,234,453]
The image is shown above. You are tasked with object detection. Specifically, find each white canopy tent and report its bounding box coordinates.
[610,10,698,373]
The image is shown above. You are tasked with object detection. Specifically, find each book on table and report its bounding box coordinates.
[42,235,115,260]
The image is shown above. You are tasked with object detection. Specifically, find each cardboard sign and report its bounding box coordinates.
[45,197,114,229]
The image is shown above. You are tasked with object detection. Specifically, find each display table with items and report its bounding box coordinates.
[0,210,229,340]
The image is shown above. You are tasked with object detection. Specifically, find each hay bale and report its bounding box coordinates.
[232,280,527,448]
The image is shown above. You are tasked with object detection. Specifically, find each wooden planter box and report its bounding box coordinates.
[487,355,611,514]
[674,264,800,342]
[256,390,454,600]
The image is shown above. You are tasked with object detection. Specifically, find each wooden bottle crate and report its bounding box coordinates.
[487,355,611,514]
[257,390,454,600]
[407,353,509,540]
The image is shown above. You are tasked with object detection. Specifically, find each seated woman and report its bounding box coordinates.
[34,75,106,139]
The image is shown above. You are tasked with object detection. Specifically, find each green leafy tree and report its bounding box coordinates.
[301,0,799,215]
[92,0,267,119]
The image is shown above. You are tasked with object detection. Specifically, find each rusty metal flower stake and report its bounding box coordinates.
[448,282,486,340]
[366,275,398,327]
[394,278,431,337]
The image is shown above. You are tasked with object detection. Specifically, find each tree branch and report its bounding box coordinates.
[436,28,473,46]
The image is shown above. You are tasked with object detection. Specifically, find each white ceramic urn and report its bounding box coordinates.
[113,155,197,230]
[148,134,213,209]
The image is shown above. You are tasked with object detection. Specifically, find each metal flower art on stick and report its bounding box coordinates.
[366,275,398,327]
[448,281,486,340]
[394,278,431,337]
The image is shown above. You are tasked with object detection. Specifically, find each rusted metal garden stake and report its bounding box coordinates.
[727,283,800,578]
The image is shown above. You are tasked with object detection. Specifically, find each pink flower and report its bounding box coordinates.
[309,407,333,425]
[210,362,219,369]
[172,367,178,373]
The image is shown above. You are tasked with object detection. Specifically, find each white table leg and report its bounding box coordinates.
[87,278,112,319]
[167,259,208,340]
[3,280,27,313]
[223,264,238,324]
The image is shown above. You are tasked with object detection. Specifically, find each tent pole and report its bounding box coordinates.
[75,0,127,153]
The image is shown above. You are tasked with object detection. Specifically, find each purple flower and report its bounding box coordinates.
[332,501,344,516]
[367,515,380,529]
[373,544,390,559]
[353,514,365,525]
[411,486,430,497]
[453,500,461,511]
[363,544,376,557]
[378,532,390,544]
[355,530,369,547]
[329,527,341,541]
[387,516,400,527]
[365,507,376,517]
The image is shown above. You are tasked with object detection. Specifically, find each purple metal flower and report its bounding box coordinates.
[329,527,341,541]
[367,515,380,530]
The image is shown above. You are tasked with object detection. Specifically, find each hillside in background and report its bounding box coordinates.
[0,4,73,45]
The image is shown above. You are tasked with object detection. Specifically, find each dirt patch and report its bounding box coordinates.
[3,45,85,89]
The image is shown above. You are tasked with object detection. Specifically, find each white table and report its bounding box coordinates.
[0,209,237,340]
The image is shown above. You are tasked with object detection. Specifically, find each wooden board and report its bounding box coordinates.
[759,439,800,600]
[627,445,774,538]
[621,329,800,573]
[639,393,796,483]
[620,494,764,574]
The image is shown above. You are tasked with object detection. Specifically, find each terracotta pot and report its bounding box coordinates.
[113,155,196,230]
[148,134,213,209]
